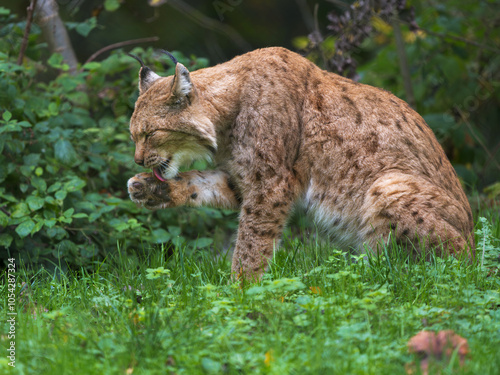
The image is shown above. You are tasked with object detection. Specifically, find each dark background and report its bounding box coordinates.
[6,0,323,64]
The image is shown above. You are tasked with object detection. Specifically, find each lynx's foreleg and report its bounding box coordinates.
[127,170,241,210]
[231,172,300,281]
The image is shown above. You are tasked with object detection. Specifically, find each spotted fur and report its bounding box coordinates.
[127,47,475,280]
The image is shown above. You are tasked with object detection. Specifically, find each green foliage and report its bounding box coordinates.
[66,17,98,38]
[104,0,122,12]
[1,234,499,374]
[0,10,236,268]
[476,217,500,275]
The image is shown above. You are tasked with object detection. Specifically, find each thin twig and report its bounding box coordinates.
[17,0,38,65]
[83,37,160,66]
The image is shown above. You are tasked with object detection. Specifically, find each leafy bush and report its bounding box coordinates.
[0,8,237,269]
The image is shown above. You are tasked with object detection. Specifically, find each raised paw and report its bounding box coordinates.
[127,172,172,210]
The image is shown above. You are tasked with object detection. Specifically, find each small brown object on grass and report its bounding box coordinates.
[406,330,469,374]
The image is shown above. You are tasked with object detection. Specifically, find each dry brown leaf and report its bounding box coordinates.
[406,330,469,375]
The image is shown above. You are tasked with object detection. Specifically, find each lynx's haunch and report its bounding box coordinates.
[127,47,475,279]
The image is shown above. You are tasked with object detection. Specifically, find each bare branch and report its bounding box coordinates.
[83,37,160,66]
[17,0,38,65]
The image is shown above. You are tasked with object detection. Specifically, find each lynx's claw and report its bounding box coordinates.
[127,172,172,210]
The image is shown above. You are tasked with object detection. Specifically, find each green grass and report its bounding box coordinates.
[1,218,499,375]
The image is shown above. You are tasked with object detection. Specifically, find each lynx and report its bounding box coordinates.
[127,47,475,279]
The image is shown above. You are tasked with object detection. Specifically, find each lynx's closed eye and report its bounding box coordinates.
[145,131,157,140]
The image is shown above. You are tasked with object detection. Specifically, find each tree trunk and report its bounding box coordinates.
[35,0,78,73]
[391,16,416,109]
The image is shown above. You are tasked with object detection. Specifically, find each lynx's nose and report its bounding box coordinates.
[134,157,144,166]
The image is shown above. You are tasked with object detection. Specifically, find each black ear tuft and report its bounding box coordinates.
[140,66,154,81]
[159,50,179,65]
[128,52,161,94]
[127,53,146,68]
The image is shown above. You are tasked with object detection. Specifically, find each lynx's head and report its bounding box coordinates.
[128,52,216,181]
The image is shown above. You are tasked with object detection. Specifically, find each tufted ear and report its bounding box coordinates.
[128,53,161,95]
[139,66,161,94]
[159,50,195,103]
[171,62,194,101]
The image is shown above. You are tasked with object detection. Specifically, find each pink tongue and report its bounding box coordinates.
[153,167,167,182]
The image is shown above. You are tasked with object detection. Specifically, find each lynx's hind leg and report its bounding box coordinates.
[360,172,475,257]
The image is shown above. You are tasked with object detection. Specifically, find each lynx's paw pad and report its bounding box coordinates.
[127,172,171,210]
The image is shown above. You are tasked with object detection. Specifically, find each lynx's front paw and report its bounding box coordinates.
[127,172,172,210]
